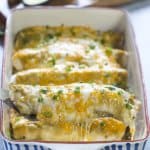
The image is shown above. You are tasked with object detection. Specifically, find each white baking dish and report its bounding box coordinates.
[0,7,149,150]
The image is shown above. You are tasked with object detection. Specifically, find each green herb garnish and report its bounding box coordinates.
[65,66,72,72]
[45,33,54,42]
[40,89,48,94]
[125,103,133,110]
[52,90,63,101]
[57,90,63,95]
[42,111,52,118]
[74,86,80,94]
[100,121,105,127]
[52,95,59,101]
[106,86,116,91]
[89,44,95,50]
[47,57,56,67]
[117,90,123,96]
[38,96,44,103]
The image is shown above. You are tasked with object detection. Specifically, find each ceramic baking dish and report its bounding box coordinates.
[0,7,149,150]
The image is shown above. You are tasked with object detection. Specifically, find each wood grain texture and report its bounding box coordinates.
[5,0,135,8]
[92,0,133,6]
[76,0,134,7]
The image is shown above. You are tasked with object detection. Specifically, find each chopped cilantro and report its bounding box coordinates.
[52,95,59,101]
[47,57,56,67]
[100,121,105,127]
[46,33,54,40]
[40,89,48,94]
[74,86,80,94]
[125,103,133,110]
[89,44,95,50]
[57,90,63,95]
[52,90,63,101]
[38,96,44,103]
[42,111,52,118]
[117,90,123,96]
[106,86,116,91]
[65,66,72,72]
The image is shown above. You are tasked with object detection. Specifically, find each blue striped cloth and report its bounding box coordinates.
[0,136,149,150]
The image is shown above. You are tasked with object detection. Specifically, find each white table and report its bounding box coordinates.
[0,2,150,149]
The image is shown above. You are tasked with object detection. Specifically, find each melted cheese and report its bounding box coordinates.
[10,68,127,88]
[9,26,140,141]
[9,83,139,134]
[13,38,126,72]
[10,109,126,141]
